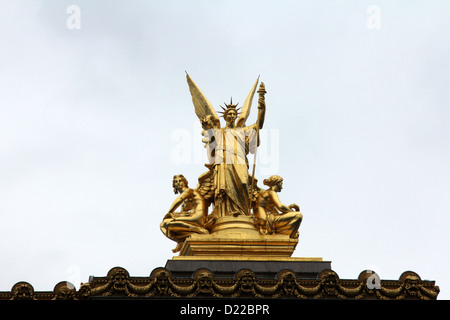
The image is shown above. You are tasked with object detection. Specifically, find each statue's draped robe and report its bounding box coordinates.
[205,125,257,216]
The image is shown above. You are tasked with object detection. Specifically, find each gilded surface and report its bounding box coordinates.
[161,75,303,255]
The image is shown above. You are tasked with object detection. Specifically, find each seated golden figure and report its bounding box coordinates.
[254,175,303,238]
[160,175,209,252]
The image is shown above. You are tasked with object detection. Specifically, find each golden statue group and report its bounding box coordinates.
[160,74,303,253]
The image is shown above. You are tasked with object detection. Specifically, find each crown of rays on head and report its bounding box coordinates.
[218,97,241,119]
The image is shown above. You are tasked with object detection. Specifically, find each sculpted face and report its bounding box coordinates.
[112,271,128,292]
[275,181,283,192]
[239,272,256,292]
[405,275,420,296]
[197,273,213,293]
[173,176,186,191]
[225,109,237,125]
[155,271,170,294]
[281,272,296,295]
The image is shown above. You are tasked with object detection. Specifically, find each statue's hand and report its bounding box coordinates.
[258,98,265,109]
[289,204,300,211]
[200,117,209,129]
[171,212,182,219]
[255,217,268,235]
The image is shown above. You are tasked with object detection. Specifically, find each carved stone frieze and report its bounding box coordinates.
[0,267,439,300]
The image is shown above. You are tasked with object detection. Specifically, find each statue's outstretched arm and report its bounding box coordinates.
[257,95,266,130]
[167,189,193,215]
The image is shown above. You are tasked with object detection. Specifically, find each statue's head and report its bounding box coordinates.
[173,174,188,194]
[263,175,283,192]
[219,98,240,126]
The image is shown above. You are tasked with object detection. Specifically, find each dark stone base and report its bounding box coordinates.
[164,258,332,280]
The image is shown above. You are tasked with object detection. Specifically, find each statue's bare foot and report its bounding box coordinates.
[197,227,209,234]
[172,242,184,253]
[189,226,209,234]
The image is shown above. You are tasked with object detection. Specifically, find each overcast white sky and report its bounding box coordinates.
[0,1,449,299]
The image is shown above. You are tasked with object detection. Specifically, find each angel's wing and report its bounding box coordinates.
[196,164,215,207]
[236,76,259,127]
[186,73,221,128]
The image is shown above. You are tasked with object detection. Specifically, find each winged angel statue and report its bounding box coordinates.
[186,73,266,218]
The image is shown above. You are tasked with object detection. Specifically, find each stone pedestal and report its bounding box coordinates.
[178,233,299,257]
[177,216,299,257]
[166,215,330,280]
